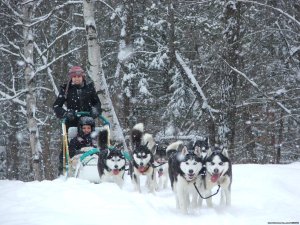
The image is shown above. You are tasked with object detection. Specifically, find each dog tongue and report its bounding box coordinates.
[112,169,119,175]
[158,170,163,177]
[139,166,146,173]
[211,174,219,183]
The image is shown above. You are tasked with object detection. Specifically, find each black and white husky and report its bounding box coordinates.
[97,147,126,188]
[199,146,232,207]
[192,137,211,160]
[130,123,156,193]
[153,141,169,190]
[167,141,203,214]
[97,129,127,188]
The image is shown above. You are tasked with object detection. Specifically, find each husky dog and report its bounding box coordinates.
[96,128,126,188]
[130,123,156,193]
[168,141,203,214]
[97,147,126,188]
[153,141,169,190]
[131,123,156,152]
[199,146,232,207]
[192,137,211,160]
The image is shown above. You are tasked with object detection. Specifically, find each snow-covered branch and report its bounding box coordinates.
[158,135,203,141]
[221,57,299,124]
[0,45,19,57]
[1,1,83,27]
[30,1,83,27]
[35,45,85,76]
[95,0,122,21]
[34,40,64,96]
[0,90,26,106]
[238,0,300,28]
[1,35,27,61]
[38,26,85,58]
[175,51,218,120]
[0,0,22,18]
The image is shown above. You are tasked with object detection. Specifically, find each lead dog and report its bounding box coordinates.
[167,141,203,214]
[130,123,156,193]
[199,146,232,207]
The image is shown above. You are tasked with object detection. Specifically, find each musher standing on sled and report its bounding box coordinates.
[53,66,102,174]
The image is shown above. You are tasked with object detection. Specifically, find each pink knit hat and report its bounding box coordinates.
[68,66,85,78]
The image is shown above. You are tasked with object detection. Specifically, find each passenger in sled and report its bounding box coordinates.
[52,66,102,175]
[69,116,97,159]
[68,116,107,182]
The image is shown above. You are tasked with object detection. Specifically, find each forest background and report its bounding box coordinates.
[0,0,299,181]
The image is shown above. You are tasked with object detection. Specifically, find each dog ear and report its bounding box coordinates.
[153,144,158,155]
[179,145,188,155]
[205,137,210,145]
[143,133,156,153]
[176,145,188,161]
[221,146,229,158]
[206,147,212,157]
[194,146,201,157]
[177,143,184,152]
[144,141,149,149]
[106,148,111,157]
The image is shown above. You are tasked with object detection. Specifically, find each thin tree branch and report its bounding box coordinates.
[221,57,300,125]
[238,0,300,28]
[175,51,219,121]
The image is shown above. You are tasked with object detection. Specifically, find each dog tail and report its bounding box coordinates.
[166,141,183,158]
[98,127,109,150]
[143,133,156,153]
[131,123,144,147]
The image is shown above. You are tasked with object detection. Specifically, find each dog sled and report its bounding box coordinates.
[61,111,110,182]
[69,146,101,183]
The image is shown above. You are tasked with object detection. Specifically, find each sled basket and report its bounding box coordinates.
[62,111,110,177]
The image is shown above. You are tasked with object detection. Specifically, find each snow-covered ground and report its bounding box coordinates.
[0,163,300,225]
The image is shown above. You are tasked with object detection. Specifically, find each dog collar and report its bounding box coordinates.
[138,165,150,174]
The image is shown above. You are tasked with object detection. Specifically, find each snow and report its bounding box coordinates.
[118,46,133,62]
[245,120,251,125]
[17,61,25,66]
[1,163,300,225]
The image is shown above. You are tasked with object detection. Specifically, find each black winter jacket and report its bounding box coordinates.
[53,81,102,127]
[69,134,96,158]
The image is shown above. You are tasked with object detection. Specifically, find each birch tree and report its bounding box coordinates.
[22,1,43,181]
[0,0,87,180]
[82,0,127,149]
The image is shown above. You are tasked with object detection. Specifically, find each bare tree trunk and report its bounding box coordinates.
[23,0,42,181]
[167,0,176,70]
[269,108,276,163]
[275,108,284,164]
[83,0,127,149]
[242,108,256,163]
[42,125,55,180]
[219,1,242,159]
[6,108,19,180]
[119,0,134,131]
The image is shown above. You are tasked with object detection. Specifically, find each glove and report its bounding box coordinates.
[65,110,76,121]
[90,107,99,119]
